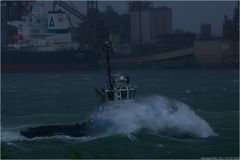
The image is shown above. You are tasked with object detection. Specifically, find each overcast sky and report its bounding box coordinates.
[49,1,237,36]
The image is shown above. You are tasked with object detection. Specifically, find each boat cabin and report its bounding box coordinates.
[95,73,136,104]
[104,73,136,103]
[105,86,136,102]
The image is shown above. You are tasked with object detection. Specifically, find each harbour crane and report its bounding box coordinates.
[52,0,107,46]
[53,1,87,21]
[52,1,111,74]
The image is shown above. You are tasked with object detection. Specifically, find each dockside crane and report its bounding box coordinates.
[53,1,87,21]
[52,1,108,46]
[52,1,112,80]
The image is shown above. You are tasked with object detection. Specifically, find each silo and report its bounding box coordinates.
[141,10,151,44]
[130,11,141,45]
[151,7,172,42]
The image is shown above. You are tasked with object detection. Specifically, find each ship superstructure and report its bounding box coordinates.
[1,1,103,72]
[7,2,79,52]
[95,42,137,113]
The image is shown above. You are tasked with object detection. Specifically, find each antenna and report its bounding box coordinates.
[104,41,113,88]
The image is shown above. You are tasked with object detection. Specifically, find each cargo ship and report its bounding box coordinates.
[1,1,98,72]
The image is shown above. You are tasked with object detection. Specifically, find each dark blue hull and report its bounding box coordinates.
[20,119,114,138]
[1,48,99,72]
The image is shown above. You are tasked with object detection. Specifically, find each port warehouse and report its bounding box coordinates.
[127,2,238,67]
[112,39,238,68]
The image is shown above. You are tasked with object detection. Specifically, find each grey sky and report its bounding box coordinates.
[52,1,237,36]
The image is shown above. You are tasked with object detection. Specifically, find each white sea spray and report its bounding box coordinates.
[100,95,217,138]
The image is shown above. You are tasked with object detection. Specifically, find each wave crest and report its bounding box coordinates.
[100,95,217,138]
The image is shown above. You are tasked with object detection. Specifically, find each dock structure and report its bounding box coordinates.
[112,47,194,65]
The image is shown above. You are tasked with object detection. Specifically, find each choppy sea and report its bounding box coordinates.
[1,69,239,159]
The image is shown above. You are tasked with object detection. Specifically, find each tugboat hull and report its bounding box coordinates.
[20,119,114,139]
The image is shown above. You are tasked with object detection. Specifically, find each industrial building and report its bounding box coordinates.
[150,7,172,41]
[130,5,172,45]
[200,23,212,40]
[130,11,142,45]
[194,39,237,65]
[222,15,234,40]
[156,33,196,52]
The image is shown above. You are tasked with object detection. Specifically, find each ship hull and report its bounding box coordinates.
[1,64,87,72]
[1,49,99,72]
[20,119,114,139]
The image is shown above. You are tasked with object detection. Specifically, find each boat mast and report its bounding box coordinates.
[105,41,113,89]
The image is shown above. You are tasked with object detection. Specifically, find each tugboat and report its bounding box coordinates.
[20,42,137,138]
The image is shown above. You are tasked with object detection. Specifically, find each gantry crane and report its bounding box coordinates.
[52,0,108,47]
[53,1,87,21]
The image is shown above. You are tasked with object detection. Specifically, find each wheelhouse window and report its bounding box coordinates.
[106,90,114,101]
[129,89,136,99]
[121,90,127,100]
[133,90,136,98]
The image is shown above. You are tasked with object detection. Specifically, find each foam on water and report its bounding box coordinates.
[2,131,24,142]
[1,129,98,143]
[100,95,217,138]
[1,95,217,142]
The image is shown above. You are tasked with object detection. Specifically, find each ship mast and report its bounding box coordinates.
[104,41,113,89]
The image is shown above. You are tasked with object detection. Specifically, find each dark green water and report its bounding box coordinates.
[1,69,239,159]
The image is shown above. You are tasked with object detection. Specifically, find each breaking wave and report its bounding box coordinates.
[100,95,217,138]
[1,95,217,142]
